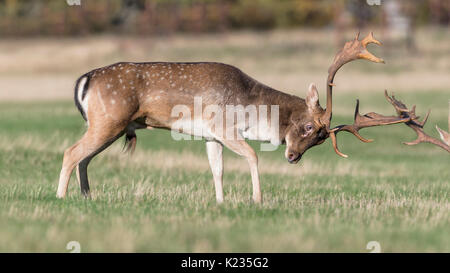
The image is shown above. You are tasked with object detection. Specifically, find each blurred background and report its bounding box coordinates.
[0,1,449,252]
[1,0,449,36]
[0,0,448,101]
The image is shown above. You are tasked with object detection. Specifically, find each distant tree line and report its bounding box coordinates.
[0,0,448,36]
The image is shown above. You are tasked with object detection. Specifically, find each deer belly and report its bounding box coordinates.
[170,118,214,138]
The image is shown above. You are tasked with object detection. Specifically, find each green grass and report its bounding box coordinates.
[0,91,449,252]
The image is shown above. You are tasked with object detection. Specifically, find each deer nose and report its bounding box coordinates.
[287,152,302,163]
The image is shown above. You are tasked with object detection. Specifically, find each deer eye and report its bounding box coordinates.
[305,124,313,132]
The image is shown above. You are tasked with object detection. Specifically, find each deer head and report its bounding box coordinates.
[285,32,404,161]
[284,83,328,163]
[287,32,412,161]
[284,32,449,162]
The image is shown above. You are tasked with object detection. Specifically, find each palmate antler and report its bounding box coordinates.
[321,32,385,127]
[322,32,449,156]
[331,91,450,156]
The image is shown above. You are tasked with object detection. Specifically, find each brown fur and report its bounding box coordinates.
[57,62,327,203]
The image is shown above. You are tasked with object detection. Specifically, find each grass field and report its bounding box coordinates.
[0,91,448,252]
[0,28,449,252]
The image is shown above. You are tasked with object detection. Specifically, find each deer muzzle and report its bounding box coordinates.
[287,152,302,164]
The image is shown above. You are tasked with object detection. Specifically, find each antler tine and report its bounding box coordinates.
[383,92,450,152]
[416,109,430,127]
[439,101,450,145]
[358,32,385,64]
[384,90,410,115]
[329,131,348,158]
[361,32,382,46]
[330,100,374,143]
[436,125,450,146]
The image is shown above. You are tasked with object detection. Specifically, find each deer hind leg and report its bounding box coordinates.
[74,120,144,197]
[57,121,127,198]
[76,131,124,197]
[206,140,224,203]
[76,157,91,197]
[217,138,261,204]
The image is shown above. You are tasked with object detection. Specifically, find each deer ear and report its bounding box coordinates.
[306,83,320,113]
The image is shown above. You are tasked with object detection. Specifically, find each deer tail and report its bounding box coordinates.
[74,74,91,122]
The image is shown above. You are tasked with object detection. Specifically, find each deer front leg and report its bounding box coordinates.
[218,139,262,204]
[206,140,224,203]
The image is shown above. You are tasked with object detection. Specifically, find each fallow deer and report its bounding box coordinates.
[57,32,449,203]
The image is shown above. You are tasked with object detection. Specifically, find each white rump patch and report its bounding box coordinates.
[77,76,90,119]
